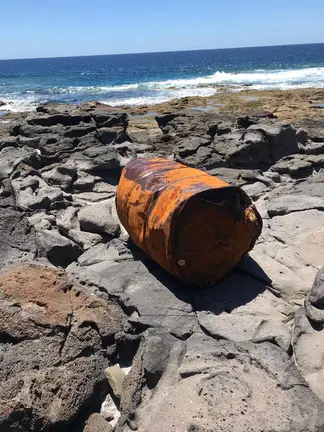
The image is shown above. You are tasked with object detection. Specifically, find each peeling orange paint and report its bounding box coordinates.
[116,158,262,286]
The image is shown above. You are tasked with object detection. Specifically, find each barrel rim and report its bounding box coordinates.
[164,184,256,279]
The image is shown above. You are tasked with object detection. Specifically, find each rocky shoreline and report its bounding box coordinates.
[1,99,324,431]
[118,87,324,124]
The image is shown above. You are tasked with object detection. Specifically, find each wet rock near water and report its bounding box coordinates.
[1,102,324,431]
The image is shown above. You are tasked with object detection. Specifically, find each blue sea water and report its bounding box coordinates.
[1,43,324,111]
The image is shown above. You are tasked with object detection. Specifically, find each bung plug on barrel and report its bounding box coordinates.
[116,158,262,286]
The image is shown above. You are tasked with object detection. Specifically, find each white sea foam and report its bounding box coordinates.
[142,67,324,90]
[103,87,217,106]
[2,66,324,111]
[46,83,139,94]
[100,67,324,105]
[0,97,39,112]
[28,66,324,95]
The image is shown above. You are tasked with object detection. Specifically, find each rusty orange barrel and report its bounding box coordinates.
[116,158,262,286]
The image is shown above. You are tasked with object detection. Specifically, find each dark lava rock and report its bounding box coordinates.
[248,123,299,161]
[36,228,83,267]
[155,113,179,130]
[0,207,36,268]
[97,126,132,145]
[309,267,324,306]
[27,114,73,127]
[64,124,96,138]
[91,111,128,129]
[0,264,123,432]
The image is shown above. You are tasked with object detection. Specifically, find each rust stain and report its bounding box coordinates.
[116,158,262,286]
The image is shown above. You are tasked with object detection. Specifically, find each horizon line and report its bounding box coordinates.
[0,41,323,62]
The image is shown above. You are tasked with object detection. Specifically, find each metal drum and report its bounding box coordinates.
[116,158,262,286]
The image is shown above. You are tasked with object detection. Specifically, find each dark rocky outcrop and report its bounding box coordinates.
[155,111,302,170]
[1,102,324,431]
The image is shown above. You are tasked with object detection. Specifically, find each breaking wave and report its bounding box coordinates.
[1,66,324,112]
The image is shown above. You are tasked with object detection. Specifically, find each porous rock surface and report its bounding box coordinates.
[1,102,324,431]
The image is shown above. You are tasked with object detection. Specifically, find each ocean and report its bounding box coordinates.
[1,43,324,112]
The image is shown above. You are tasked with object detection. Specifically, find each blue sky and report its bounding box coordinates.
[1,0,324,59]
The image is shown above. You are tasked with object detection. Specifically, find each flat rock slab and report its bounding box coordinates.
[293,306,324,403]
[69,260,200,339]
[267,195,324,216]
[134,333,324,432]
[78,201,121,237]
[248,208,324,300]
[269,210,324,269]
[293,269,324,404]
[195,271,294,351]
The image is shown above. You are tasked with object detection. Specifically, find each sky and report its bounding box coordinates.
[1,0,324,59]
